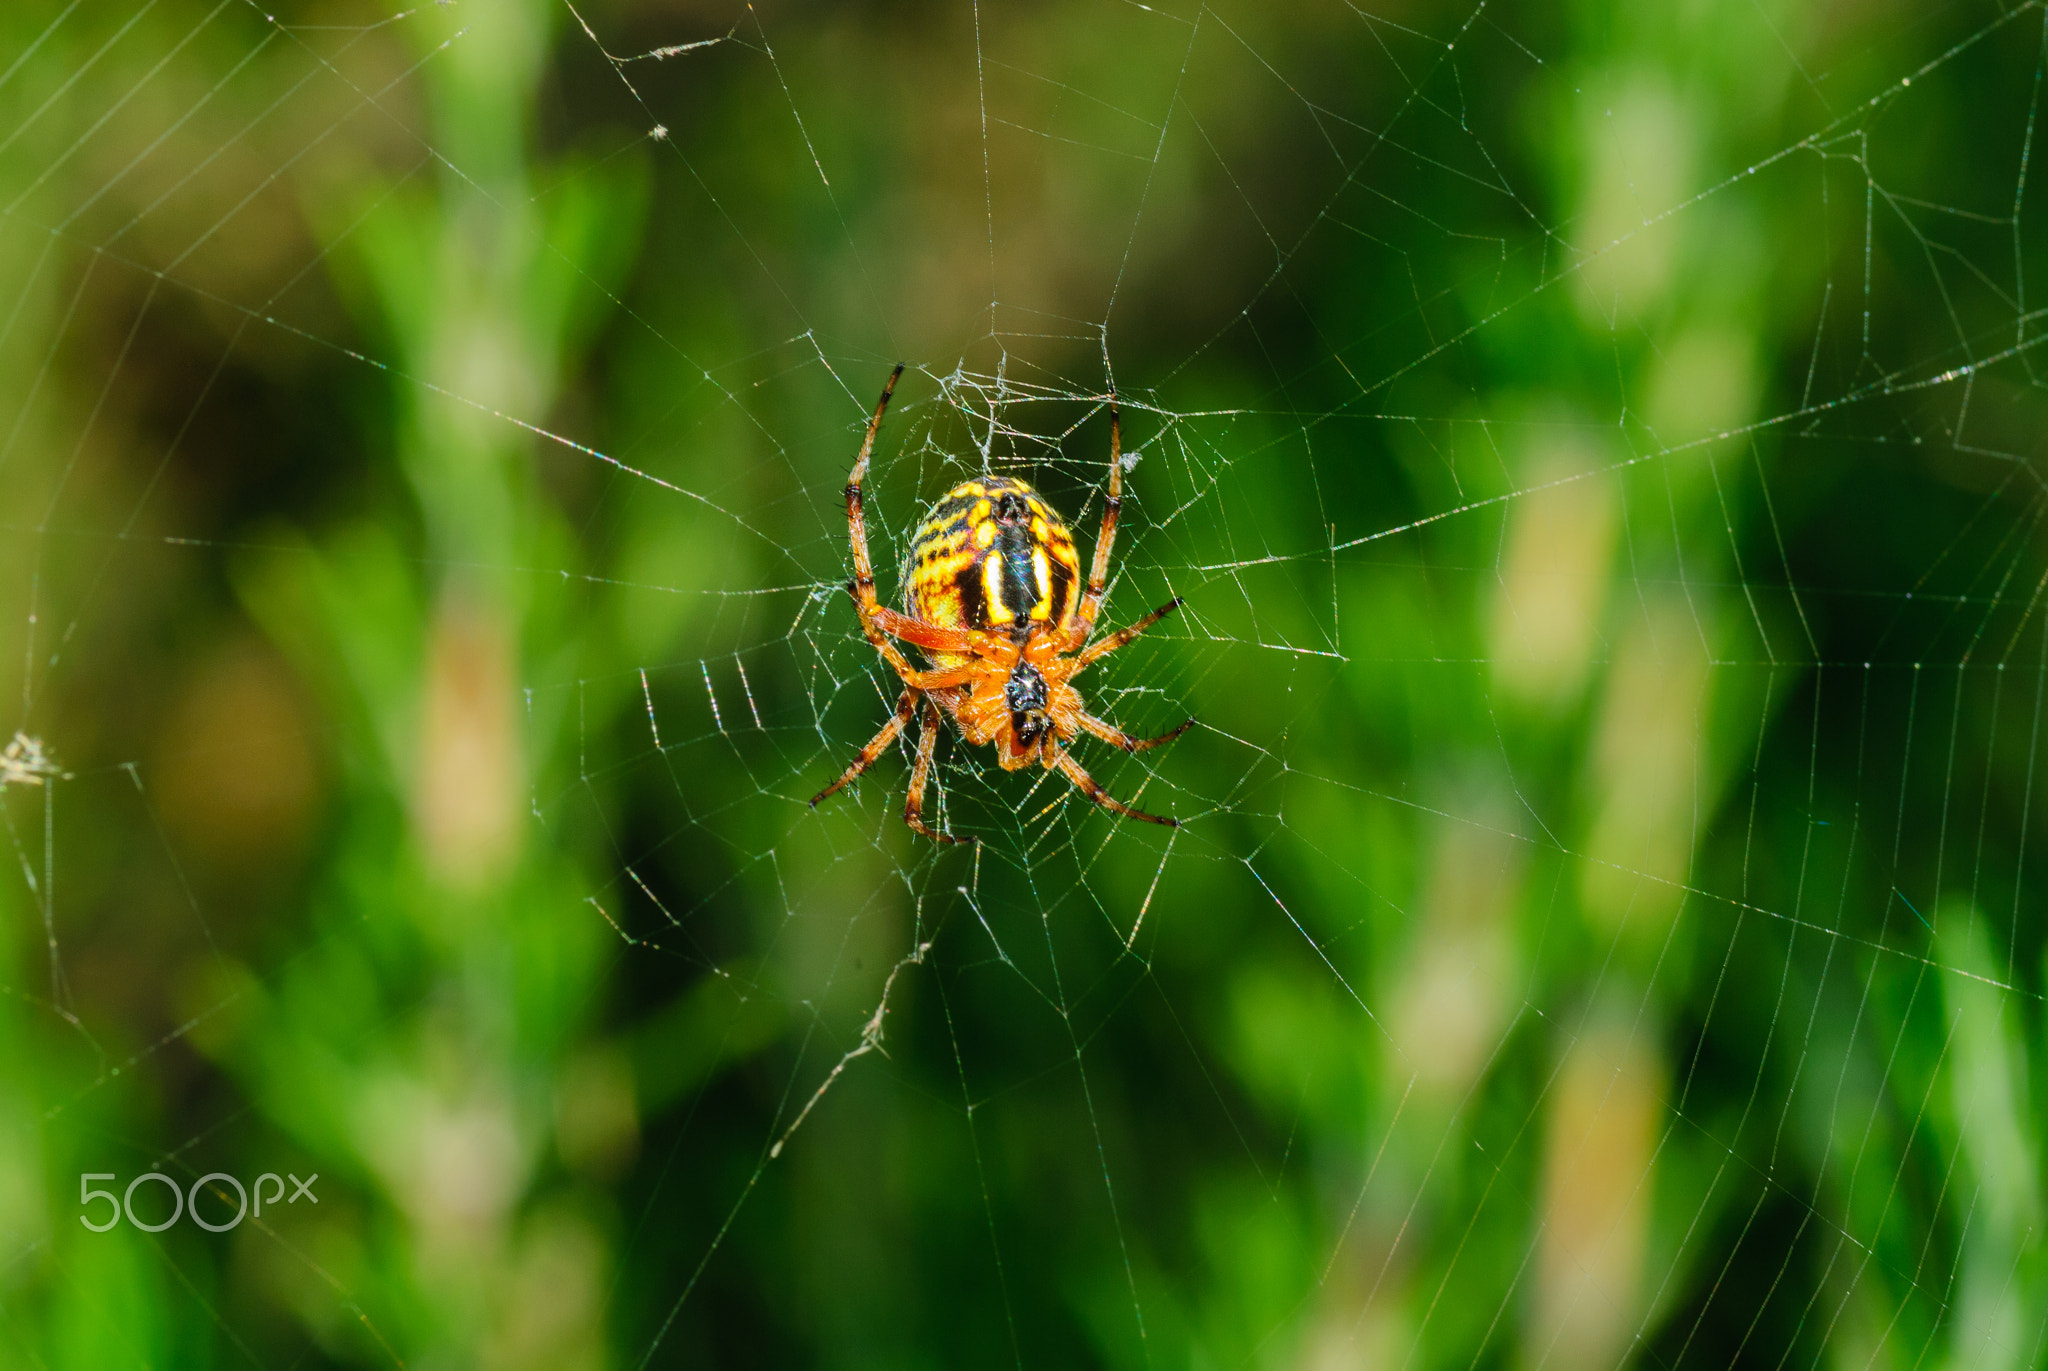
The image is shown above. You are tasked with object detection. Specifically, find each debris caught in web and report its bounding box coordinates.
[0,733,59,788]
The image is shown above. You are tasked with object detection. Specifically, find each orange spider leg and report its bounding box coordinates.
[839,366,934,685]
[1047,744,1176,827]
[1065,396,1123,648]
[895,663,978,692]
[811,689,916,807]
[844,364,903,616]
[1077,711,1194,753]
[1077,596,1183,668]
[866,605,988,658]
[904,697,973,844]
[839,367,1000,680]
[845,602,990,689]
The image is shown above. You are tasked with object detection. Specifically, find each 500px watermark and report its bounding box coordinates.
[79,1171,318,1232]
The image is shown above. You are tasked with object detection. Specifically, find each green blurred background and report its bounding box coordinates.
[2,0,2046,1366]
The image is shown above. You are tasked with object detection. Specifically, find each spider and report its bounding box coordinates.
[810,366,1192,843]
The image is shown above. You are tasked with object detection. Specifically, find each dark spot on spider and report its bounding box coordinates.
[1005,663,1048,713]
[1007,662,1050,746]
[995,492,1029,525]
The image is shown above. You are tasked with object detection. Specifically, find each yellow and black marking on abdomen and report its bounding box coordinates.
[907,476,1082,639]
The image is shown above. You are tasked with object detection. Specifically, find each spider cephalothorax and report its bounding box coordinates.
[810,366,1192,843]
[1004,662,1051,748]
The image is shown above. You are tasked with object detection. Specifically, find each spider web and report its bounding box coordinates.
[1,0,2046,1367]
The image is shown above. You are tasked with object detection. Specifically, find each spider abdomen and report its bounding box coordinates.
[906,476,1081,640]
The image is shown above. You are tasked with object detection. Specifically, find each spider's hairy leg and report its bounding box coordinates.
[1076,596,1183,666]
[837,367,950,687]
[811,688,917,808]
[1048,745,1176,827]
[905,697,973,845]
[898,662,978,692]
[844,364,906,617]
[845,606,980,691]
[831,367,974,688]
[866,606,979,657]
[1074,395,1123,638]
[1078,711,1193,753]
